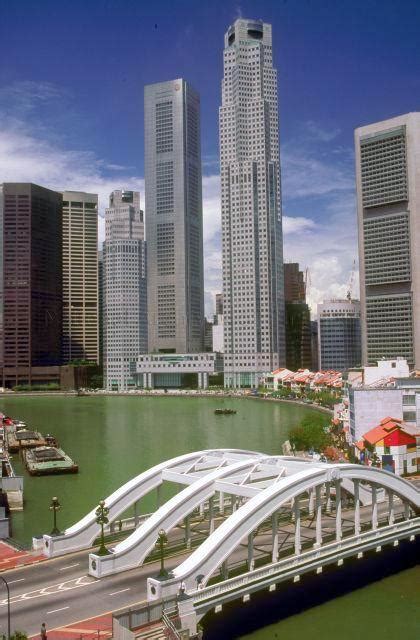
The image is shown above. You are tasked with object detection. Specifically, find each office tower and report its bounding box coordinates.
[62,191,98,364]
[144,79,204,354]
[98,249,103,366]
[317,299,361,371]
[355,113,420,368]
[220,19,285,388]
[103,190,147,390]
[310,320,319,371]
[0,183,62,388]
[284,263,311,371]
[215,293,223,316]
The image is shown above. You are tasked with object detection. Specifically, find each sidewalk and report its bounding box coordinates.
[29,614,112,639]
[0,540,44,571]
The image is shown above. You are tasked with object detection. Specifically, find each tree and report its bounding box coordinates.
[289,416,332,453]
[11,632,28,640]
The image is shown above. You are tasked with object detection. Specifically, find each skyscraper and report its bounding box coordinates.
[220,19,285,387]
[317,299,361,371]
[144,79,204,354]
[355,113,420,368]
[62,191,98,364]
[0,183,62,388]
[284,263,311,370]
[103,190,147,390]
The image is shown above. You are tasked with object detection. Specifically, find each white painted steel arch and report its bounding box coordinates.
[171,464,420,589]
[89,454,268,577]
[42,448,259,557]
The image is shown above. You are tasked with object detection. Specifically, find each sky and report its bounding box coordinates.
[0,0,419,316]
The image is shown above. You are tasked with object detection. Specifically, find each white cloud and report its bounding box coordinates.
[283,215,316,234]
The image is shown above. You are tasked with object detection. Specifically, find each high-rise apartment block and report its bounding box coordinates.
[103,190,147,390]
[318,299,361,371]
[62,191,98,364]
[0,183,62,387]
[355,113,420,368]
[284,263,311,370]
[220,19,285,387]
[144,79,204,354]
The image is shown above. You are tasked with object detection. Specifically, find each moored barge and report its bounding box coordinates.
[23,446,78,476]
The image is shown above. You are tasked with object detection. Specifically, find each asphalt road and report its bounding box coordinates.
[0,500,409,637]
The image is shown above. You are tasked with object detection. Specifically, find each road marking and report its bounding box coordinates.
[47,606,70,614]
[59,563,80,571]
[108,588,130,596]
[8,578,25,584]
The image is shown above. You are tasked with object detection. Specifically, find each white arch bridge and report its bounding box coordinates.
[40,450,419,613]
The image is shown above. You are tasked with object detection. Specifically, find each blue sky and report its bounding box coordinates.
[1,0,419,314]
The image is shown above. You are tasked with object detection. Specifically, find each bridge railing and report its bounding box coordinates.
[191,516,419,604]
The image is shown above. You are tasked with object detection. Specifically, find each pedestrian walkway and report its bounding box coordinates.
[0,540,43,571]
[29,614,112,639]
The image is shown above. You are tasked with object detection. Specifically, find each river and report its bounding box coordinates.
[1,395,418,639]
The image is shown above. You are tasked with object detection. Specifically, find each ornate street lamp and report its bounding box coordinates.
[49,496,61,536]
[0,576,10,640]
[157,528,168,578]
[95,499,110,556]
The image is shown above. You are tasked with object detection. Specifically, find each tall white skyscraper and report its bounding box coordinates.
[144,79,204,354]
[355,113,420,368]
[103,190,147,390]
[220,19,285,388]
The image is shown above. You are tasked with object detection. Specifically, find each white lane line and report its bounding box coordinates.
[46,606,70,614]
[7,578,25,584]
[59,563,80,571]
[109,588,130,596]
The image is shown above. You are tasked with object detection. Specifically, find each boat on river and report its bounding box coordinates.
[214,408,237,415]
[23,446,78,476]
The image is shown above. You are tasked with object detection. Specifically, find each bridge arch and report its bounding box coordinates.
[41,448,259,557]
[170,464,420,589]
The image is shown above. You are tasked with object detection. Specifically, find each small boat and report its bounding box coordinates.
[214,408,237,415]
[23,446,78,476]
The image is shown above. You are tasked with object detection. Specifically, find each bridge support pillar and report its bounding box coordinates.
[185,515,191,549]
[309,488,315,516]
[315,484,322,547]
[199,501,205,517]
[294,496,301,555]
[371,484,378,530]
[219,491,225,515]
[209,496,215,534]
[221,560,228,580]
[177,597,198,637]
[271,512,279,562]
[335,480,342,541]
[247,532,254,571]
[134,500,140,527]
[388,490,394,525]
[156,484,162,510]
[326,482,332,514]
[404,501,410,520]
[354,479,360,536]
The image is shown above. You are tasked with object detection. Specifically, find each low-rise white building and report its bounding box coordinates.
[136,353,223,389]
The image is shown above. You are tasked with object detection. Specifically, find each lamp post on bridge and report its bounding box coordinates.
[157,529,168,578]
[49,496,61,536]
[96,499,110,556]
[0,575,10,640]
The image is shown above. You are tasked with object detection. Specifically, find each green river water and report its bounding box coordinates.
[1,395,419,639]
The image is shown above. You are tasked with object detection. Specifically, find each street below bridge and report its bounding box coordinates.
[0,498,411,637]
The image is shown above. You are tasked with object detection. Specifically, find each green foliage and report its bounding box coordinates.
[13,383,60,392]
[10,631,28,640]
[289,415,333,453]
